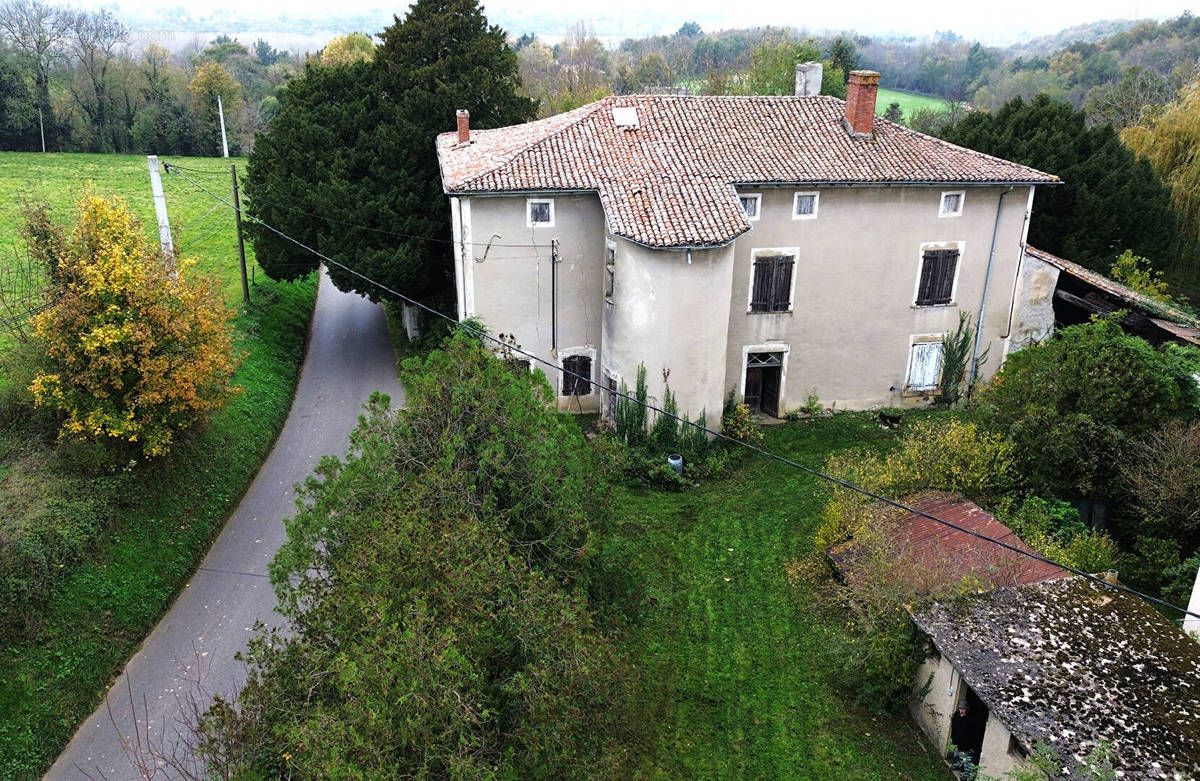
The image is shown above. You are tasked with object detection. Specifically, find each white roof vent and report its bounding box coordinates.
[612,106,639,129]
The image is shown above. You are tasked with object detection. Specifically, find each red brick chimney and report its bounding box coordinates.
[843,70,880,137]
[456,109,470,144]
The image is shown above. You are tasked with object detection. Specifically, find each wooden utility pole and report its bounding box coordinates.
[231,163,249,303]
[146,155,174,257]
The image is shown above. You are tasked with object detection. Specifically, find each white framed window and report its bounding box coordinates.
[747,247,798,313]
[793,191,819,220]
[604,240,616,302]
[739,193,762,221]
[527,198,555,227]
[939,190,964,218]
[906,337,945,393]
[603,367,621,419]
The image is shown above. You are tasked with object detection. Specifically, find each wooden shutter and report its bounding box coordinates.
[917,250,958,306]
[562,355,591,396]
[751,257,773,311]
[752,255,794,312]
[908,342,944,391]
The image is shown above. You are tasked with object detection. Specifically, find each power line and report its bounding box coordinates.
[165,164,1200,624]
[162,160,548,250]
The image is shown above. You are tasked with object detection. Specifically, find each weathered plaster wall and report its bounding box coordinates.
[1007,252,1060,355]
[980,712,1024,778]
[724,185,1034,413]
[602,238,735,423]
[459,193,607,411]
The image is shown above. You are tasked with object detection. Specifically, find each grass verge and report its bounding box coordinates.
[618,412,951,779]
[0,273,316,779]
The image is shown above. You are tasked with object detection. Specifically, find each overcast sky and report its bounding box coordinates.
[90,0,1198,44]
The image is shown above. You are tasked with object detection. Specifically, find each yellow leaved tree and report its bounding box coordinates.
[29,194,237,458]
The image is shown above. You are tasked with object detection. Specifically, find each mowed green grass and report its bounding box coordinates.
[877,87,951,120]
[622,413,951,779]
[0,152,252,310]
[0,152,319,779]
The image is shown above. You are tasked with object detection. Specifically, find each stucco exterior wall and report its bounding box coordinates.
[724,185,1033,413]
[911,651,961,753]
[457,193,607,411]
[602,239,735,423]
[980,712,1023,778]
[1007,252,1060,355]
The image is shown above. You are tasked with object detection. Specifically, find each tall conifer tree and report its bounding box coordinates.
[244,0,535,302]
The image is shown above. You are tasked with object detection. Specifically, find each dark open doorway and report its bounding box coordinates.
[745,352,783,417]
[950,686,988,772]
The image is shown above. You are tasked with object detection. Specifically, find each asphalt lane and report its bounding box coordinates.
[46,268,403,779]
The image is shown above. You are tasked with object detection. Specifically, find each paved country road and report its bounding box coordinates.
[46,268,404,780]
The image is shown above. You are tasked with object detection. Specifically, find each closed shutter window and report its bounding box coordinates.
[562,355,592,396]
[907,341,944,391]
[750,254,795,312]
[916,250,958,306]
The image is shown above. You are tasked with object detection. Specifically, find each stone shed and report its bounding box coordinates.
[911,577,1200,779]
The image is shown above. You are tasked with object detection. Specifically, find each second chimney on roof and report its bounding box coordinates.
[843,70,880,137]
[456,109,470,144]
[794,61,823,97]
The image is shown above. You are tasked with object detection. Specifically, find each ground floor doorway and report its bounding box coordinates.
[745,352,783,417]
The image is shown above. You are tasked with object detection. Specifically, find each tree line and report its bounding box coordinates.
[0,0,379,155]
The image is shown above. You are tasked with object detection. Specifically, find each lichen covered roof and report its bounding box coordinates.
[437,95,1058,248]
[913,577,1200,778]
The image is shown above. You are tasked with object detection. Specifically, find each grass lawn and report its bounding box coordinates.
[0,152,318,779]
[621,413,951,779]
[877,87,952,121]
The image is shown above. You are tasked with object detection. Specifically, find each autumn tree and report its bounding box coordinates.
[1123,78,1200,271]
[29,194,236,458]
[320,32,374,66]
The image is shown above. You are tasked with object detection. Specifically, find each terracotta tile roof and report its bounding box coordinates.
[436,95,1059,248]
[826,492,1070,590]
[913,577,1200,778]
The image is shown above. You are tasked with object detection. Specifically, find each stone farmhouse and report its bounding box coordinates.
[435,67,1059,419]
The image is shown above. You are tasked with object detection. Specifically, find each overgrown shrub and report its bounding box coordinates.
[975,316,1200,498]
[995,496,1117,573]
[1119,420,1200,549]
[819,419,1017,549]
[721,389,762,445]
[28,195,237,458]
[934,312,979,408]
[198,333,640,777]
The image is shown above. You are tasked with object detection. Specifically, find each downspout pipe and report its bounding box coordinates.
[969,187,1013,390]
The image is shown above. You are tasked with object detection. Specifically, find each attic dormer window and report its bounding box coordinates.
[612,106,639,129]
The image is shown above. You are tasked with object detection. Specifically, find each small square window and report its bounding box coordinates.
[793,192,819,220]
[939,191,964,217]
[739,194,761,221]
[527,198,554,227]
[907,340,944,392]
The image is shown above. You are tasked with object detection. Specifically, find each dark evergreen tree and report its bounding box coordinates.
[243,0,536,303]
[942,95,1177,271]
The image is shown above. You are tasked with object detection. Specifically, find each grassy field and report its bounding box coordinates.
[621,413,951,779]
[877,87,952,120]
[0,152,318,779]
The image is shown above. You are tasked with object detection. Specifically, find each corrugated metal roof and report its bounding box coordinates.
[827,491,1070,588]
[436,95,1059,248]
